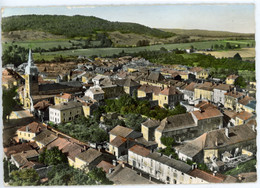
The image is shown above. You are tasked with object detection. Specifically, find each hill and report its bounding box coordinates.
[2,15,174,38]
[160,28,254,38]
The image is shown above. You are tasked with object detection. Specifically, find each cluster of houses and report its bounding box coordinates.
[2,50,257,184]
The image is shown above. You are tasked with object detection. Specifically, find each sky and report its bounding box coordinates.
[1,4,255,33]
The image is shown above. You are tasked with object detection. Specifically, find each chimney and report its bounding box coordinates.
[213,171,217,176]
[150,149,153,154]
[225,128,229,138]
[108,168,114,174]
[234,87,236,93]
[26,126,29,132]
[112,160,117,166]
[122,163,125,168]
[97,145,102,152]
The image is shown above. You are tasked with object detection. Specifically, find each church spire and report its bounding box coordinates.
[28,49,34,66]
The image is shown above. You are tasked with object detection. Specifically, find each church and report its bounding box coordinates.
[19,50,83,111]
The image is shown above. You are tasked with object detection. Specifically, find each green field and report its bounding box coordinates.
[23,39,255,61]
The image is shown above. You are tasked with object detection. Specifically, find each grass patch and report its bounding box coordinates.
[224,159,256,176]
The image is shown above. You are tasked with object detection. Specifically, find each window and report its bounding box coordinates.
[28,134,30,137]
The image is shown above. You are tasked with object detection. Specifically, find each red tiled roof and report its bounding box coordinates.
[160,86,180,96]
[18,122,45,134]
[224,91,244,98]
[110,136,127,147]
[192,108,223,120]
[129,145,150,157]
[189,67,204,73]
[4,143,35,158]
[189,169,226,183]
[97,160,115,173]
[56,93,73,100]
[47,137,71,150]
[238,96,255,105]
[33,100,52,110]
[236,111,254,121]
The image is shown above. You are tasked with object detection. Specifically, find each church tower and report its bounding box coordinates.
[24,49,39,110]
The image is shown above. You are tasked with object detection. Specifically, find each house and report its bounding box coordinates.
[175,134,205,163]
[137,84,161,101]
[180,82,199,101]
[141,119,160,141]
[226,75,239,85]
[33,129,58,148]
[106,163,153,185]
[154,113,196,148]
[194,82,215,101]
[54,93,73,105]
[224,89,244,110]
[74,148,103,172]
[188,67,208,79]
[85,86,105,102]
[4,142,37,159]
[97,160,115,174]
[191,104,223,130]
[49,101,83,124]
[188,169,227,184]
[140,72,166,87]
[33,100,52,122]
[17,122,45,142]
[11,150,39,168]
[109,125,142,142]
[213,84,233,105]
[158,86,183,108]
[123,78,140,96]
[109,125,142,158]
[109,136,135,159]
[236,96,256,113]
[61,142,85,167]
[178,124,256,164]
[128,145,194,184]
[233,111,255,126]
[155,103,223,148]
[2,68,24,90]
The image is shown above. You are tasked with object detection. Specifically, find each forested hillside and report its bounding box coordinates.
[2,15,174,38]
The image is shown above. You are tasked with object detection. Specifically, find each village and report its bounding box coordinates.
[2,49,257,185]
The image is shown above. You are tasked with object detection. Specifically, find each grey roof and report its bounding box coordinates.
[148,152,192,173]
[49,101,82,111]
[39,81,82,91]
[124,79,140,87]
[147,72,164,82]
[142,119,160,128]
[76,148,102,164]
[33,129,58,146]
[245,100,256,110]
[156,113,196,133]
[107,164,153,185]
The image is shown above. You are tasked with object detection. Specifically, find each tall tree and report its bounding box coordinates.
[2,87,17,120]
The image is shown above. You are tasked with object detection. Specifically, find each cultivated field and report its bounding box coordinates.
[196,48,255,60]
[30,40,254,61]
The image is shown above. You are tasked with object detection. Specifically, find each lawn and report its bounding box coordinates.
[224,159,256,176]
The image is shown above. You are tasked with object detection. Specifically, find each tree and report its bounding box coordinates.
[161,136,175,147]
[233,53,242,61]
[10,168,40,186]
[234,76,247,88]
[39,147,68,165]
[87,168,113,185]
[47,164,113,185]
[2,87,17,120]
[124,113,146,131]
